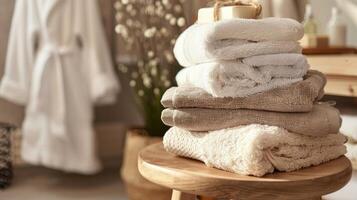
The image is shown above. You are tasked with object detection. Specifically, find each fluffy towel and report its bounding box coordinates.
[161,104,342,136]
[164,70,325,112]
[163,125,347,177]
[346,142,357,169]
[176,54,309,97]
[340,113,357,141]
[174,18,304,67]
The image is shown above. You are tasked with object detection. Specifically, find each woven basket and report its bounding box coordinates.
[121,129,172,200]
[0,124,14,189]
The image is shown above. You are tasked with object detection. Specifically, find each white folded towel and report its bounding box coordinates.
[242,53,309,82]
[174,18,304,67]
[163,125,347,177]
[340,111,357,141]
[176,54,309,97]
[346,142,357,169]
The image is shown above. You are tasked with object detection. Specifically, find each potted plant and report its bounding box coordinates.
[114,0,187,199]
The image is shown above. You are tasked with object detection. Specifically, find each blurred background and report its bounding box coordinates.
[0,0,356,199]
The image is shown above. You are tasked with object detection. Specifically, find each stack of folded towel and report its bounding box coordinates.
[161,18,346,177]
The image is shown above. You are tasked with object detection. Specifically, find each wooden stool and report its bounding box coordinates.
[138,143,352,200]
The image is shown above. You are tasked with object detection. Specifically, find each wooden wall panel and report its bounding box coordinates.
[0,0,24,127]
[0,0,13,77]
[98,0,116,56]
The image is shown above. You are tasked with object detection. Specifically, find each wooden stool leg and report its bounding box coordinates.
[171,190,197,200]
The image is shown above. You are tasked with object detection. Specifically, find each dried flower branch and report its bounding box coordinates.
[114,0,187,136]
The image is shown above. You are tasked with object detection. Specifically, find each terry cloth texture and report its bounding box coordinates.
[161,104,341,136]
[174,18,304,67]
[176,56,309,97]
[163,125,346,177]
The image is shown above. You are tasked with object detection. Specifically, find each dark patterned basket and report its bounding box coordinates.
[0,124,13,189]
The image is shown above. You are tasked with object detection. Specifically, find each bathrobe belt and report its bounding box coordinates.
[32,42,78,138]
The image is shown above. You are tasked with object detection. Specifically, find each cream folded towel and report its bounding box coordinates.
[162,71,326,112]
[174,18,304,67]
[163,125,347,177]
[176,54,309,97]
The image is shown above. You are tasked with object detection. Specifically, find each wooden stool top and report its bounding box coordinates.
[138,143,352,200]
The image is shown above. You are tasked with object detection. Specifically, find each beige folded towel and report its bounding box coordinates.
[162,71,325,112]
[163,125,347,177]
[162,104,341,136]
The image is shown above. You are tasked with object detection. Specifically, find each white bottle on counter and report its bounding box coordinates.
[328,7,347,46]
[303,4,317,35]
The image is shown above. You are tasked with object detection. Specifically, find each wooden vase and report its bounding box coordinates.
[121,129,171,200]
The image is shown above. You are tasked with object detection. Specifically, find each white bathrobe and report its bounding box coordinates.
[0,0,120,174]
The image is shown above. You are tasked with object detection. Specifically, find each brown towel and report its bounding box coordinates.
[161,104,341,136]
[161,70,326,113]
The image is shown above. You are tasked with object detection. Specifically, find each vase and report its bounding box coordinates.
[121,129,172,200]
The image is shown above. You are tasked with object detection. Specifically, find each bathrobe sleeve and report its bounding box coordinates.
[0,0,37,105]
[81,0,120,105]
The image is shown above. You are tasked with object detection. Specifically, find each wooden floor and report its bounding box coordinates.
[1,167,127,200]
[1,167,357,200]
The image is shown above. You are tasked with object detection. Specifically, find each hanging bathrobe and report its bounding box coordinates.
[0,0,120,174]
